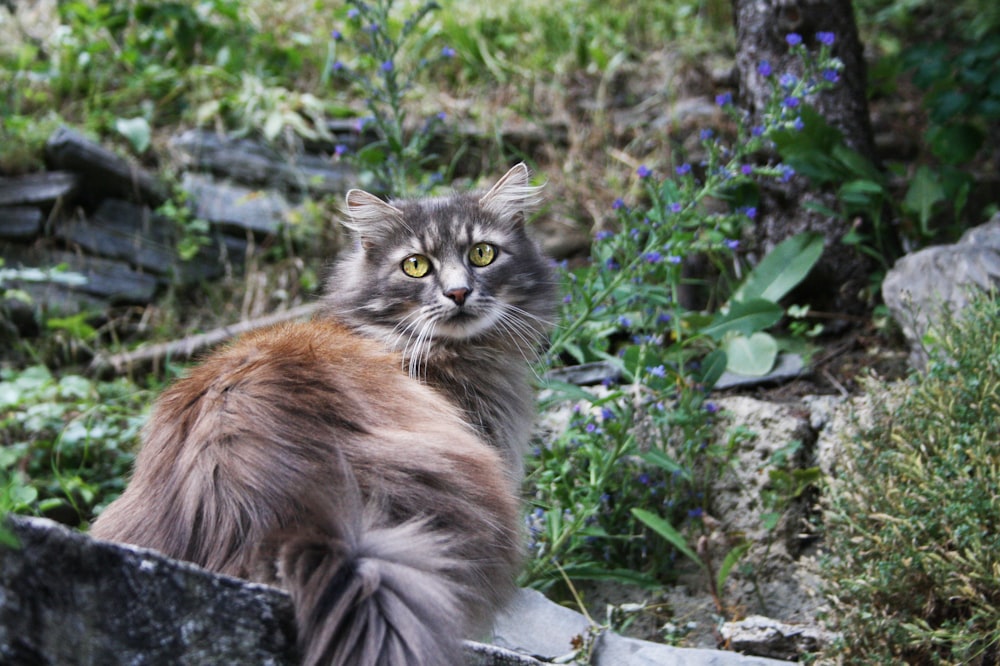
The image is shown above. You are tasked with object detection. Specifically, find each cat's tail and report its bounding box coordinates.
[276,502,469,666]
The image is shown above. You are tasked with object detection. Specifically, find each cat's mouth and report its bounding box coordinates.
[434,308,497,340]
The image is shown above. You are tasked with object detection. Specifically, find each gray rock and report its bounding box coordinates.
[0,171,79,207]
[182,172,292,236]
[45,126,167,205]
[492,589,796,666]
[719,616,838,661]
[1,248,158,305]
[882,215,1000,368]
[1,515,299,666]
[169,129,356,195]
[0,206,44,239]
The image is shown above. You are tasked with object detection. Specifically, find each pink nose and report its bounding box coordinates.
[444,287,470,305]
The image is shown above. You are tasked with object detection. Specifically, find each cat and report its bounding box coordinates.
[90,163,557,666]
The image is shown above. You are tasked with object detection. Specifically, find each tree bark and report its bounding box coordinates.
[733,0,879,316]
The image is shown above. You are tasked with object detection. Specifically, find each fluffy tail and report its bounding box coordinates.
[277,507,470,666]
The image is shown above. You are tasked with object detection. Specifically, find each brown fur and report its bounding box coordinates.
[91,320,522,665]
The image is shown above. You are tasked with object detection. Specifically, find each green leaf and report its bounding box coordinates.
[725,332,779,375]
[699,349,728,389]
[701,299,783,341]
[640,449,690,480]
[631,508,703,569]
[732,232,824,304]
[716,542,751,592]
[114,116,151,153]
[927,123,984,166]
[902,166,946,234]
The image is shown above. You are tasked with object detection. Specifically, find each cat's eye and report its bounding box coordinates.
[401,254,432,278]
[469,243,497,267]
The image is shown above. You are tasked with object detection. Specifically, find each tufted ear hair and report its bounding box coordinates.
[478,163,543,227]
[341,189,406,249]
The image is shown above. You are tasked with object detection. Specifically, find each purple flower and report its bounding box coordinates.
[744,206,758,219]
[347,8,360,19]
[600,407,615,421]
[638,473,651,486]
[669,202,683,213]
[366,22,380,33]
[823,68,840,83]
[618,316,632,328]
[667,255,682,264]
[715,92,733,107]
[612,197,625,210]
[817,31,836,46]
[562,294,572,304]
[725,239,740,250]
[645,251,663,263]
[331,29,343,41]
[752,125,765,137]
[441,46,456,58]
[688,507,704,519]
[637,164,652,178]
[676,163,692,176]
[647,365,667,378]
[740,164,753,176]
[783,96,801,109]
[657,312,672,324]
[334,144,348,156]
[704,401,719,414]
[333,60,345,71]
[605,258,620,270]
[700,128,715,141]
[595,229,614,241]
[436,111,447,121]
[793,116,805,131]
[786,33,803,46]
[780,165,796,182]
[585,423,599,434]
[380,60,393,73]
[757,60,772,77]
[779,73,797,88]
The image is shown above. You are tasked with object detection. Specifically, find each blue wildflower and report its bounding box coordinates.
[780,165,796,182]
[618,316,632,328]
[381,60,393,73]
[700,128,715,140]
[441,46,457,58]
[347,8,360,19]
[741,164,753,176]
[704,401,719,414]
[645,251,663,263]
[331,29,343,41]
[647,365,667,377]
[725,239,740,250]
[667,255,682,264]
[823,68,840,83]
[783,96,800,109]
[600,407,615,421]
[612,197,625,210]
[657,312,672,324]
[638,473,651,486]
[637,164,652,178]
[595,229,614,241]
[334,144,348,156]
[745,206,758,219]
[757,60,772,77]
[676,163,692,176]
[562,294,572,304]
[793,116,805,131]
[786,33,803,46]
[669,202,683,213]
[779,73,797,88]
[688,507,704,519]
[817,31,836,46]
[715,93,732,107]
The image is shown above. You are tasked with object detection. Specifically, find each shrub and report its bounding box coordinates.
[822,290,1000,664]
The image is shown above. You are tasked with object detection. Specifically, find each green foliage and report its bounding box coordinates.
[523,38,834,590]
[326,0,451,195]
[822,291,1000,664]
[0,366,148,527]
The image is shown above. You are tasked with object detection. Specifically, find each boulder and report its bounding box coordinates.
[181,172,292,236]
[882,214,1000,368]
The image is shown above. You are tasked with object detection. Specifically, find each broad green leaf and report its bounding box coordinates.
[640,449,690,480]
[631,508,703,569]
[114,116,151,153]
[927,123,984,166]
[725,332,779,376]
[732,232,824,304]
[701,299,783,341]
[902,166,946,234]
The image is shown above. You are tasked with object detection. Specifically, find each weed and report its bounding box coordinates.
[822,290,1000,664]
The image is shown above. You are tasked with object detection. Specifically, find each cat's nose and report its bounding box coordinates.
[444,287,471,306]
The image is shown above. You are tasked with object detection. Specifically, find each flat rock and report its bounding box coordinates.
[53,198,238,285]
[0,171,79,207]
[45,126,167,205]
[492,589,796,666]
[2,247,158,305]
[882,214,1000,368]
[181,172,291,236]
[719,616,838,661]
[0,206,44,239]
[169,129,356,195]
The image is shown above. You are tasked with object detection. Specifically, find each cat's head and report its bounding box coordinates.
[324,163,556,370]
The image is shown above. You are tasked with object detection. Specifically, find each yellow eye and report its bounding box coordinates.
[469,242,497,267]
[401,254,431,277]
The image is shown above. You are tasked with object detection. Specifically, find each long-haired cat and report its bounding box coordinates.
[91,163,556,666]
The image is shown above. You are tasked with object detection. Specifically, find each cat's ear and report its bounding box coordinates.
[342,189,405,249]
[479,162,543,227]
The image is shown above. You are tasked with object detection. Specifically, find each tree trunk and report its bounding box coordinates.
[733,0,879,316]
